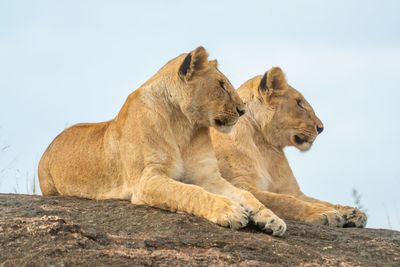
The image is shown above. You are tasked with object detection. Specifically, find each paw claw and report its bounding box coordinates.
[264,228,273,235]
[256,222,266,229]
[343,221,356,228]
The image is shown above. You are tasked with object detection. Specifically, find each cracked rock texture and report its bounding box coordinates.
[1,194,399,266]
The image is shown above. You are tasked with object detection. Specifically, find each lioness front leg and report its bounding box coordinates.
[298,194,367,228]
[199,177,286,236]
[136,171,248,229]
[231,179,345,227]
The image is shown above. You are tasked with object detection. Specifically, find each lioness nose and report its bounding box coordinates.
[236,107,245,117]
[316,125,324,134]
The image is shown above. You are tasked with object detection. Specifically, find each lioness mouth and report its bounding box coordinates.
[215,119,225,126]
[294,135,306,145]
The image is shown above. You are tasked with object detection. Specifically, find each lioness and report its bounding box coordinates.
[211,67,367,228]
[38,47,286,236]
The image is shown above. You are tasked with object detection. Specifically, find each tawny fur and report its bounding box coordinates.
[38,47,286,236]
[211,67,367,228]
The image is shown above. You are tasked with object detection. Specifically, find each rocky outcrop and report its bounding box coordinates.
[1,194,399,266]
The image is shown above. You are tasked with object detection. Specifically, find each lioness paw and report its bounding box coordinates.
[252,210,286,236]
[305,209,345,227]
[337,207,367,228]
[210,197,249,230]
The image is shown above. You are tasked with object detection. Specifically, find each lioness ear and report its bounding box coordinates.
[259,72,268,92]
[179,46,209,80]
[259,67,287,93]
[267,67,287,90]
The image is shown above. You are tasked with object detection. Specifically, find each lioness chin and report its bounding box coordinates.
[38,47,286,236]
[211,67,367,228]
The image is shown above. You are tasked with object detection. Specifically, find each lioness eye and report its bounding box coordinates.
[296,99,304,108]
[219,80,225,89]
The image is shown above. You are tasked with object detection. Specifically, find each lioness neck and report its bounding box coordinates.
[230,111,296,193]
[234,85,296,183]
[237,94,280,152]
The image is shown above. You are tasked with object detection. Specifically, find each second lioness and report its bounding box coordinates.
[211,67,367,227]
[38,47,286,236]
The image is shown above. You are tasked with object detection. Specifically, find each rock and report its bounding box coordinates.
[0,194,399,266]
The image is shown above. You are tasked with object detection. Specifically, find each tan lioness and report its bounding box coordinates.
[211,67,367,228]
[38,47,286,236]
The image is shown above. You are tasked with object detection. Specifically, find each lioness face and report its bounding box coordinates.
[178,47,245,133]
[258,67,323,151]
[273,86,323,151]
[196,65,245,134]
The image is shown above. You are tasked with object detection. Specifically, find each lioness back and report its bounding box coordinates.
[39,87,148,199]
[39,122,126,199]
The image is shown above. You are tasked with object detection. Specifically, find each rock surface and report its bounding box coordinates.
[1,194,399,266]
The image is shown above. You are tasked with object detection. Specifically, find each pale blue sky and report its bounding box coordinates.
[1,0,399,230]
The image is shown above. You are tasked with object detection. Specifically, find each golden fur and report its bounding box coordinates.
[211,67,367,228]
[38,47,286,236]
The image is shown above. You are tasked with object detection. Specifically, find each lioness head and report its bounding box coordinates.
[176,46,245,133]
[241,67,323,151]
